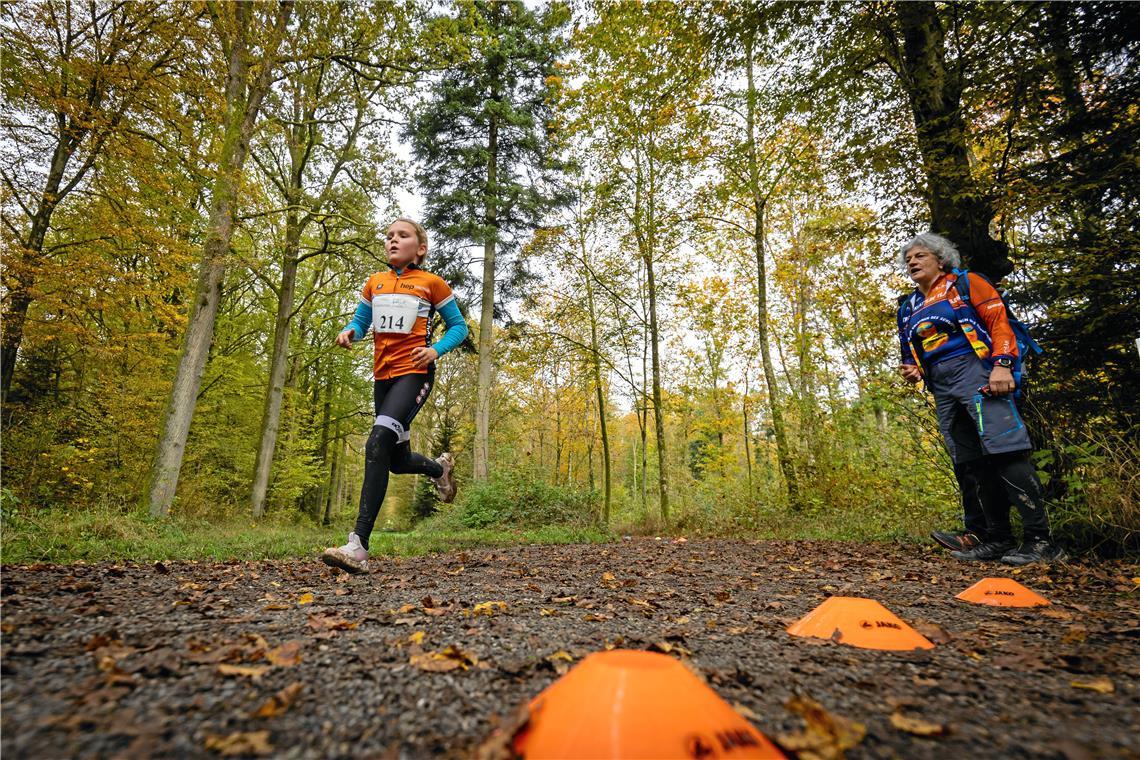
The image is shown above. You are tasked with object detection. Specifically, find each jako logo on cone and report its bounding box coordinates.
[786,597,934,651]
[956,577,1050,607]
[511,649,784,759]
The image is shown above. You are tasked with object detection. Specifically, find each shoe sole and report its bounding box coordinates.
[320,552,368,575]
[932,533,963,552]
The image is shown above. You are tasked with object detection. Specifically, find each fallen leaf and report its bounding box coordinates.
[297,593,314,605]
[1070,676,1114,693]
[601,572,615,582]
[890,711,947,737]
[582,613,610,622]
[410,645,479,672]
[205,730,273,756]
[649,641,693,657]
[408,631,426,646]
[254,682,303,719]
[913,621,953,646]
[262,603,291,611]
[1039,606,1075,620]
[546,650,574,663]
[307,613,356,632]
[776,695,866,760]
[266,641,303,667]
[472,601,508,616]
[217,664,269,680]
[1061,626,1087,645]
[539,608,558,616]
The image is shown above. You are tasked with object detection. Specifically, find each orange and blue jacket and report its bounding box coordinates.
[343,265,467,380]
[897,271,1018,372]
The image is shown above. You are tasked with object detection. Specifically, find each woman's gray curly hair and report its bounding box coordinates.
[898,232,962,272]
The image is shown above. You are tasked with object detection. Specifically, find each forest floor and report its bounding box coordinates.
[2,538,1138,759]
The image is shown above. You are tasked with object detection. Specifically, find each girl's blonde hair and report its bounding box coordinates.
[390,217,429,265]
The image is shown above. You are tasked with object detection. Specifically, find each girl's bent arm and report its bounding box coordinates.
[431,300,468,357]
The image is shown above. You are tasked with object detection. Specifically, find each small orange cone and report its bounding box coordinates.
[956,577,1050,607]
[512,649,784,759]
[786,597,935,651]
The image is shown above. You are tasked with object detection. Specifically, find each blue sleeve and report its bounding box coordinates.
[343,301,371,341]
[430,300,468,357]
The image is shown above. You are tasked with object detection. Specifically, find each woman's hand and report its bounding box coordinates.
[335,329,354,349]
[899,364,923,384]
[988,365,1015,396]
[411,346,438,369]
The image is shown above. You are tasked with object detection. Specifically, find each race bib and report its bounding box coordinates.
[372,294,419,334]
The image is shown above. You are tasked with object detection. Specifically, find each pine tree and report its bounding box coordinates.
[407,0,571,481]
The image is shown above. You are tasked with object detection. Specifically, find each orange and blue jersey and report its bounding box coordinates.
[343,264,467,380]
[898,271,1018,373]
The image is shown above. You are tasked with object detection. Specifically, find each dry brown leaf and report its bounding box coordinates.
[912,621,953,646]
[601,572,616,582]
[1070,676,1114,693]
[1061,626,1088,645]
[254,682,303,719]
[205,730,273,756]
[307,613,356,632]
[217,664,269,680]
[410,645,478,672]
[890,711,947,737]
[262,603,291,611]
[296,592,314,605]
[1039,606,1075,620]
[539,608,558,616]
[265,640,303,667]
[582,613,610,622]
[776,695,866,760]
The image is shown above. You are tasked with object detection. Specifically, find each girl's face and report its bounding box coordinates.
[386,221,425,269]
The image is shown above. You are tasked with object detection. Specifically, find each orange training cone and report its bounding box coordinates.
[512,649,784,759]
[786,596,935,651]
[956,577,1050,607]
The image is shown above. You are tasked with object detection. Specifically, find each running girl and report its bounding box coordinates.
[321,218,468,574]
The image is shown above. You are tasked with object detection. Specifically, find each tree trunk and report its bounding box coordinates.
[250,205,300,517]
[891,1,1012,279]
[583,253,612,524]
[473,114,498,481]
[744,34,800,510]
[147,1,293,518]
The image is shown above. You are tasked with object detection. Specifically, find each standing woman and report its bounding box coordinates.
[322,218,468,574]
[897,233,1064,566]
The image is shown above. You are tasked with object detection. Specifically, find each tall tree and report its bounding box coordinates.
[571,0,711,523]
[147,0,293,518]
[408,0,570,481]
[0,0,196,402]
[247,1,408,517]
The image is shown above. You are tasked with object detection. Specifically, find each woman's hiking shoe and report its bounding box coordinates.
[433,452,456,503]
[931,530,983,552]
[1001,539,1067,566]
[950,539,1016,562]
[321,532,369,574]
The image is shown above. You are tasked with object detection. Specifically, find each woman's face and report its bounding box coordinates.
[385,221,425,269]
[905,245,942,286]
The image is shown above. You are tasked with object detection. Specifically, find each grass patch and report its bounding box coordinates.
[0,504,612,565]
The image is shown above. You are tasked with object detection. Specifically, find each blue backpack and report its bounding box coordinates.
[950,268,1044,388]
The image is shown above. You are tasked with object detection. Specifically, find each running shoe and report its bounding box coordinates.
[1001,539,1067,566]
[321,532,369,574]
[931,530,983,552]
[950,539,1016,562]
[432,452,456,503]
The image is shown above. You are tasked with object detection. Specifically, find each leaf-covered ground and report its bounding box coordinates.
[2,539,1137,758]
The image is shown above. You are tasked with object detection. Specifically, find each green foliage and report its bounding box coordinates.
[453,466,598,529]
